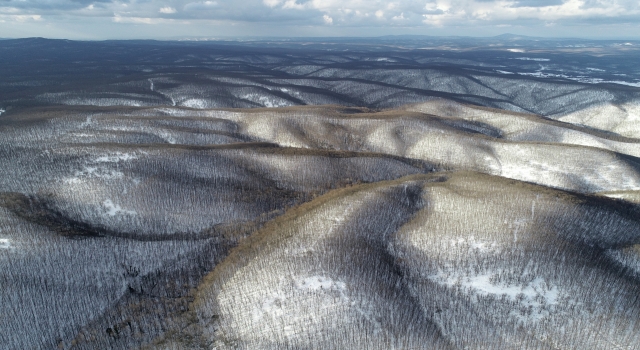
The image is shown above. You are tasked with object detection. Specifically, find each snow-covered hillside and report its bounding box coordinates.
[1,38,640,349]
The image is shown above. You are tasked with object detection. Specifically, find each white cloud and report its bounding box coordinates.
[3,0,640,37]
[183,1,219,12]
[9,0,640,25]
[282,0,306,10]
[113,14,173,24]
[263,0,282,7]
[0,7,21,14]
[415,0,640,27]
[0,14,42,22]
[392,12,405,20]
[159,7,177,14]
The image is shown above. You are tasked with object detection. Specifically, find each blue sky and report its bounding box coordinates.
[1,0,640,39]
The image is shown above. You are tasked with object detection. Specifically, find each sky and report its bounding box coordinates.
[1,0,640,40]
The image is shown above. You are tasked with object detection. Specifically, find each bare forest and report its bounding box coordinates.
[1,37,640,349]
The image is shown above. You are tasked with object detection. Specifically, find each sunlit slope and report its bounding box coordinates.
[7,103,636,196]
[173,105,640,194]
[405,99,640,155]
[555,101,640,139]
[599,190,640,204]
[187,172,640,349]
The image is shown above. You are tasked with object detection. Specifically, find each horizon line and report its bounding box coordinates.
[2,34,640,42]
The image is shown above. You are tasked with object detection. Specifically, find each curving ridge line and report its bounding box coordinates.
[190,174,453,349]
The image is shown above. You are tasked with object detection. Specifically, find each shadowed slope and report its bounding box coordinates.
[190,176,452,350]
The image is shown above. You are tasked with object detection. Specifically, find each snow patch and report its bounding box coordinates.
[279,88,300,96]
[295,276,346,291]
[154,108,186,116]
[514,57,550,62]
[0,238,13,250]
[63,152,141,183]
[448,236,500,253]
[79,116,93,128]
[158,131,177,144]
[242,94,291,108]
[507,49,525,53]
[102,200,137,217]
[95,152,137,163]
[466,275,557,305]
[52,97,144,107]
[504,70,640,87]
[0,108,5,116]
[182,99,209,109]
[429,270,560,324]
[253,291,288,321]
[65,167,124,183]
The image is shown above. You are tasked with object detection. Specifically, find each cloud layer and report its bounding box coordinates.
[1,0,640,39]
